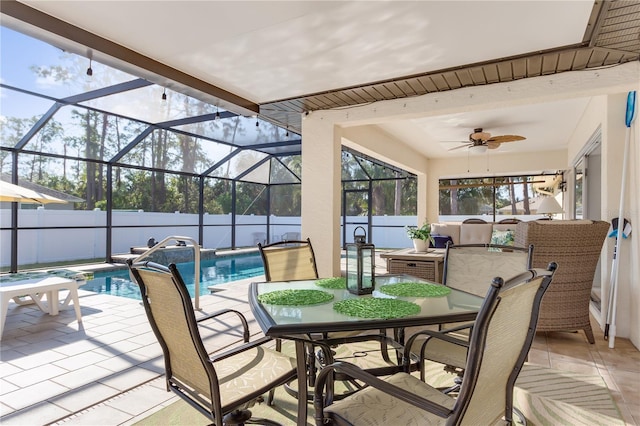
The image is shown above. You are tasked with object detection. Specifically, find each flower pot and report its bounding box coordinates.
[412,239,429,252]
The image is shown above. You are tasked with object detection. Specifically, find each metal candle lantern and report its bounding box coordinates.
[346,226,375,295]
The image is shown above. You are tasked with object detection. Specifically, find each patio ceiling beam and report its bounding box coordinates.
[236,155,271,181]
[274,157,301,182]
[202,148,243,176]
[109,127,154,163]
[157,110,238,128]
[62,78,152,104]
[1,0,259,116]
[14,102,61,151]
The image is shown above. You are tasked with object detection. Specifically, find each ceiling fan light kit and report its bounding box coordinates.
[470,144,488,154]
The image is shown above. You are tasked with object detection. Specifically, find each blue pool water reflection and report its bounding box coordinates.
[83,253,265,300]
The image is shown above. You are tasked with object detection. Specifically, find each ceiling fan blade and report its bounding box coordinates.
[486,135,526,143]
[487,141,501,149]
[448,144,471,151]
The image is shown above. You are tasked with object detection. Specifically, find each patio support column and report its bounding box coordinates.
[301,113,342,277]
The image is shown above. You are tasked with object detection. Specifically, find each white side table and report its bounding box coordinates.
[0,276,84,338]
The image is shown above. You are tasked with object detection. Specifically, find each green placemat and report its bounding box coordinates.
[379,282,451,298]
[333,298,420,319]
[315,277,346,289]
[258,289,334,306]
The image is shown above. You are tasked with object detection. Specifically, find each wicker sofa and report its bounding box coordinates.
[514,220,609,343]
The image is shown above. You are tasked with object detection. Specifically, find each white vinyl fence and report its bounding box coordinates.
[0,208,418,267]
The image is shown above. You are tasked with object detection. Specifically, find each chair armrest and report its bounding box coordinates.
[197,308,250,342]
[406,329,471,349]
[403,329,470,370]
[437,323,474,335]
[314,361,452,424]
[209,336,274,362]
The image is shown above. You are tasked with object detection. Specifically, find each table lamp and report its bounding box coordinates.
[537,196,564,219]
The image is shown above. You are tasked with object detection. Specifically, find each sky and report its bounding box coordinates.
[1,26,71,116]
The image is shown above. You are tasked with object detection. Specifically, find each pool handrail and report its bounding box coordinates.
[131,236,201,310]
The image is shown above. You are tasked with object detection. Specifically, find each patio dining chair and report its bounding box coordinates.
[258,238,319,282]
[257,239,413,400]
[313,265,555,426]
[416,243,533,386]
[127,260,297,426]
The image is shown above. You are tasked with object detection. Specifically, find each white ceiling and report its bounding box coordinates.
[378,97,592,158]
[18,0,597,159]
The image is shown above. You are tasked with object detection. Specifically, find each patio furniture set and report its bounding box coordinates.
[1,218,608,424]
[126,218,608,425]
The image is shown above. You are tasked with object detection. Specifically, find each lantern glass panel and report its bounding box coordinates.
[346,244,359,293]
[360,246,374,291]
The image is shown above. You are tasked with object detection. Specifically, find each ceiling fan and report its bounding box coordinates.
[448,128,526,152]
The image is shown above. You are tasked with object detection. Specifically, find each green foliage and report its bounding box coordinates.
[405,222,432,242]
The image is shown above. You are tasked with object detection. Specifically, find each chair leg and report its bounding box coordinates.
[267,339,284,405]
[222,409,252,424]
[583,326,595,344]
[513,406,527,425]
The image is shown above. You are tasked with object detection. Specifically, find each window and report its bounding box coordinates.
[438,173,564,222]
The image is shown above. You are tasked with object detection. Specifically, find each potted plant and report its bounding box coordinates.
[406,222,433,252]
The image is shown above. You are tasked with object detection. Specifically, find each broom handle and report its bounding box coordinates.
[608,91,636,348]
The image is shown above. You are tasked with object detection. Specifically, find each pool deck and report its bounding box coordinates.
[0,255,638,425]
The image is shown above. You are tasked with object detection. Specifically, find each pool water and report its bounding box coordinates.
[83,253,265,300]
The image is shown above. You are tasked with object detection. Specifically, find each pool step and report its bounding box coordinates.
[110,253,139,264]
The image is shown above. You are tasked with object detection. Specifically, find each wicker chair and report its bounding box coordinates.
[127,260,297,426]
[313,267,555,426]
[515,220,609,343]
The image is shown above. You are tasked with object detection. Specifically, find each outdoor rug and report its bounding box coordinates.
[135,354,623,426]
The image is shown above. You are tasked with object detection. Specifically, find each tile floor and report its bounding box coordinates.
[0,264,638,425]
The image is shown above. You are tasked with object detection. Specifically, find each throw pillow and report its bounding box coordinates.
[490,229,515,246]
[429,234,454,248]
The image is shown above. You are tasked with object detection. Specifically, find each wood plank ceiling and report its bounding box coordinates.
[260,0,640,134]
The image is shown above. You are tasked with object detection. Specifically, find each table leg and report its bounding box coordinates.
[68,288,83,323]
[0,295,9,338]
[30,292,50,314]
[48,290,59,315]
[295,340,308,425]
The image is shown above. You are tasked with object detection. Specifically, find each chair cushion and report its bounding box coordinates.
[324,372,454,425]
[214,346,296,410]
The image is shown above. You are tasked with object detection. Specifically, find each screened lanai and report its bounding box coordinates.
[0,27,416,272]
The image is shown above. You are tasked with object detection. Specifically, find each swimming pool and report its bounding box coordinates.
[82,253,265,300]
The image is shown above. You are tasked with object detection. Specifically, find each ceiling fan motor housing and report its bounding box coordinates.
[470,128,491,142]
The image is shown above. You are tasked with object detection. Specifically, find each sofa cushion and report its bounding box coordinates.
[431,223,460,245]
[459,223,493,244]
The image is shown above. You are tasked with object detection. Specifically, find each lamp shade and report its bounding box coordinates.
[537,196,564,218]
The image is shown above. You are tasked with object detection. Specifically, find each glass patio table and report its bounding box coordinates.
[248,274,484,424]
